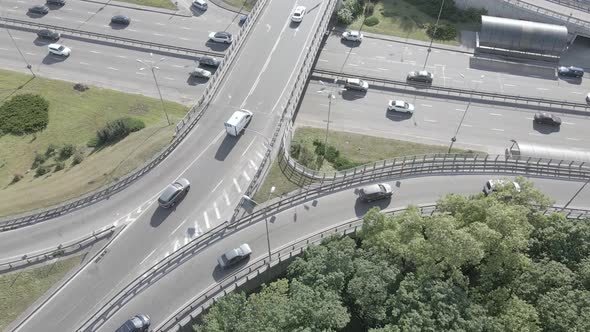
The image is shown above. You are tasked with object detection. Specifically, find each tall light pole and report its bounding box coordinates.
[137,57,171,126]
[422,0,446,70]
[242,185,275,264]
[318,80,339,166]
[448,74,484,153]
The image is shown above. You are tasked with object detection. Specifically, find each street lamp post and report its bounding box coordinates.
[422,0,446,70]
[318,80,338,166]
[242,185,275,265]
[137,57,171,126]
[448,74,484,153]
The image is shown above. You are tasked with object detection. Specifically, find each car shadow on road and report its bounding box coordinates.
[190,7,206,17]
[340,40,361,48]
[42,54,67,64]
[532,122,561,134]
[289,21,301,29]
[212,258,251,282]
[354,197,392,217]
[215,134,238,161]
[33,38,52,46]
[405,81,433,89]
[150,207,174,227]
[386,110,413,122]
[26,12,46,18]
[341,90,367,101]
[187,75,208,86]
[558,76,583,85]
[109,23,128,30]
[206,41,230,52]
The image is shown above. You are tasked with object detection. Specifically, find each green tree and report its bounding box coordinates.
[196,292,248,332]
[536,287,590,331]
[288,280,350,331]
[514,259,577,304]
[493,296,540,332]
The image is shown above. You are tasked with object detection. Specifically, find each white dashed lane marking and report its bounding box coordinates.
[203,212,210,229]
[213,203,221,219]
[233,178,241,192]
[489,113,502,116]
[223,192,230,206]
[243,170,251,181]
[107,67,119,71]
[491,128,505,132]
[249,160,257,169]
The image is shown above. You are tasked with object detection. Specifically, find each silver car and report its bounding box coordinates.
[217,243,252,268]
[208,31,233,44]
[158,178,190,208]
[190,68,211,79]
[359,183,393,202]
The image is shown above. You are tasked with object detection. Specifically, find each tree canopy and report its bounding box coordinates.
[196,178,590,332]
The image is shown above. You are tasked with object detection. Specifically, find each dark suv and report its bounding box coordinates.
[37,29,61,40]
[111,15,131,25]
[116,314,150,332]
[534,112,561,126]
[558,66,584,78]
[46,0,66,5]
[158,178,190,208]
[28,5,49,14]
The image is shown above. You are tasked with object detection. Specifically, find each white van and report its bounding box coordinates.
[192,0,207,10]
[483,179,521,196]
[224,109,253,136]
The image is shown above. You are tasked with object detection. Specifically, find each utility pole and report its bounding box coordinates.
[137,57,171,126]
[422,0,446,70]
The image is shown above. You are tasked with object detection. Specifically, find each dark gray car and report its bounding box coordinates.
[218,244,252,268]
[534,112,561,126]
[29,5,49,14]
[199,56,221,67]
[46,0,66,5]
[111,15,131,25]
[359,183,393,202]
[407,70,434,83]
[115,314,150,332]
[37,29,61,40]
[158,178,190,208]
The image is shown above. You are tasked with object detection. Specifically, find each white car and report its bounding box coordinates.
[48,43,71,56]
[208,31,233,44]
[190,68,211,79]
[192,0,207,10]
[387,100,414,114]
[291,6,306,23]
[341,30,363,42]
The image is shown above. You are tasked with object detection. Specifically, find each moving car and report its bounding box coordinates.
[46,0,66,5]
[158,178,190,208]
[37,29,61,40]
[192,0,208,10]
[387,100,414,114]
[557,66,584,78]
[534,112,561,126]
[217,243,252,268]
[341,30,363,42]
[224,109,253,136]
[291,6,306,23]
[208,31,233,44]
[115,314,150,332]
[344,78,369,92]
[407,70,434,83]
[111,15,131,25]
[358,183,393,202]
[48,43,71,56]
[482,180,521,196]
[29,5,49,14]
[199,56,221,67]
[190,68,211,79]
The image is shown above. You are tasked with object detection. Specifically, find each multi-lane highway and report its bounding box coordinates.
[317,33,590,101]
[298,81,587,153]
[6,0,333,330]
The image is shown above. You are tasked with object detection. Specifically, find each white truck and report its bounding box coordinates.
[224,109,253,136]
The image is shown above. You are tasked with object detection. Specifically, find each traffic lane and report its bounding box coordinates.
[3,0,240,51]
[0,29,202,103]
[319,35,590,101]
[297,82,590,153]
[95,174,589,331]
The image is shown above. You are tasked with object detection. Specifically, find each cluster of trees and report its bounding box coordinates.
[290,140,360,171]
[195,178,590,331]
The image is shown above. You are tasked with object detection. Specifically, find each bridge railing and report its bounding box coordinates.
[503,0,590,30]
[154,203,590,331]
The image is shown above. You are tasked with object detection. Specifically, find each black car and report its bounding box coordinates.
[46,0,66,5]
[534,112,561,126]
[557,66,584,78]
[407,70,434,83]
[111,15,131,25]
[37,29,61,40]
[115,314,150,332]
[29,5,49,14]
[199,56,221,67]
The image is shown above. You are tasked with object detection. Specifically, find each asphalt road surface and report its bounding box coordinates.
[91,174,590,331]
[0,28,204,103]
[7,0,332,330]
[317,33,590,102]
[2,0,243,51]
[297,81,588,154]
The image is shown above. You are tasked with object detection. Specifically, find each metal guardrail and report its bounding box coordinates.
[545,0,590,12]
[155,203,590,331]
[505,0,590,31]
[312,68,590,111]
[0,4,264,231]
[0,226,115,273]
[0,16,224,58]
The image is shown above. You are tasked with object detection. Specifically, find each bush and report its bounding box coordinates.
[54,161,65,171]
[462,7,487,23]
[96,117,145,146]
[32,152,47,168]
[298,146,317,170]
[11,173,23,184]
[35,165,51,177]
[45,144,58,157]
[333,156,361,171]
[290,143,302,159]
[364,2,374,16]
[0,93,49,135]
[337,7,354,24]
[364,16,379,26]
[59,144,76,160]
[73,83,89,92]
[425,22,457,40]
[72,152,84,165]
